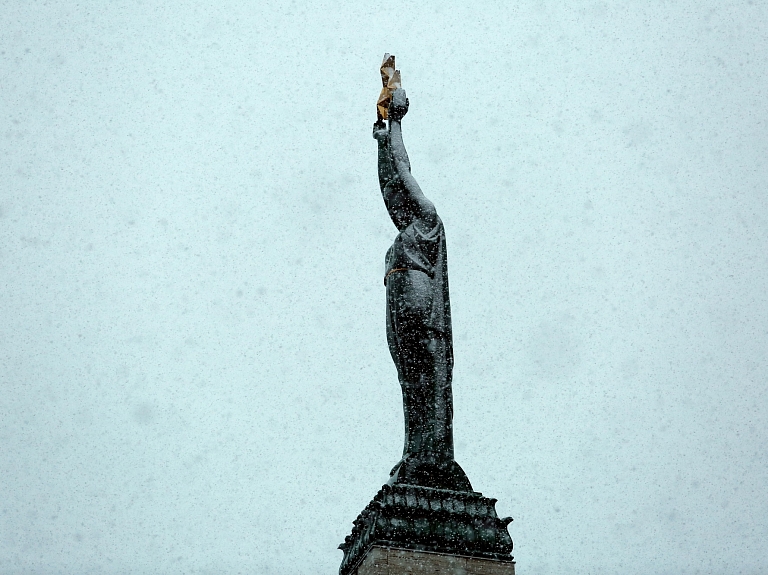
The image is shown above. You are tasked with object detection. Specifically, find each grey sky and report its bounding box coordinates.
[2,1,767,573]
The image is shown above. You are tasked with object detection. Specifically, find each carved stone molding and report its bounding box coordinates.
[339,483,513,575]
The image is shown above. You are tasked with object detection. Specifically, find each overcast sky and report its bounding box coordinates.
[2,1,767,574]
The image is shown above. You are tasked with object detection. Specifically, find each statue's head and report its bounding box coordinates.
[384,178,414,231]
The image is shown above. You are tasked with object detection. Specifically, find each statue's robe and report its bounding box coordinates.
[384,216,470,490]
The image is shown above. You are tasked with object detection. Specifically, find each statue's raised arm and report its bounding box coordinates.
[373,88,437,232]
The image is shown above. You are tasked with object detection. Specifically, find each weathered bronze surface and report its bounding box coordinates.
[373,85,472,493]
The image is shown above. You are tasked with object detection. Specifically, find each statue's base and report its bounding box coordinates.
[339,483,513,575]
[357,546,516,575]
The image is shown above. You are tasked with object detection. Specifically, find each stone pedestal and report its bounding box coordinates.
[357,546,515,575]
[339,483,513,575]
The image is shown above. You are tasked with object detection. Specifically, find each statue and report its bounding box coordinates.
[372,63,472,493]
[336,58,515,575]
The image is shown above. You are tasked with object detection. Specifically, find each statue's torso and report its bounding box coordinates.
[386,218,441,280]
[385,217,452,339]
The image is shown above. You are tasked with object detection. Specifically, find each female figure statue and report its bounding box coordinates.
[373,88,472,492]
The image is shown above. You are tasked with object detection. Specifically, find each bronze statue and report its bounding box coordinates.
[373,84,472,492]
[337,61,515,574]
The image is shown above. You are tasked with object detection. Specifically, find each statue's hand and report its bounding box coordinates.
[388,88,409,121]
[372,120,389,142]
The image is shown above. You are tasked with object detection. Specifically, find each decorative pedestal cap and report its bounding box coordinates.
[339,483,513,575]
